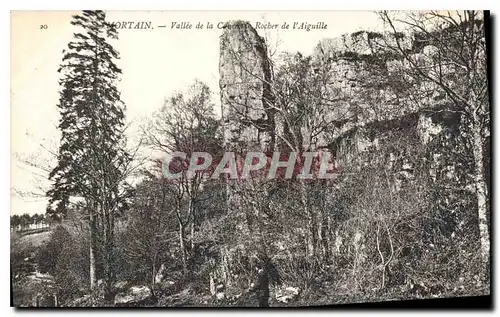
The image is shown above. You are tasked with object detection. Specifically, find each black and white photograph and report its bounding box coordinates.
[9,9,491,308]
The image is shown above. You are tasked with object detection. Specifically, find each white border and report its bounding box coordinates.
[3,1,498,316]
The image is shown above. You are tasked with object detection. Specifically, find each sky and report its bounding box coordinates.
[10,10,386,216]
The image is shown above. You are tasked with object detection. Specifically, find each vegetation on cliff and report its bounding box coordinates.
[11,11,490,307]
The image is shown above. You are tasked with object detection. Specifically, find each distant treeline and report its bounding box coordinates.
[11,213,50,232]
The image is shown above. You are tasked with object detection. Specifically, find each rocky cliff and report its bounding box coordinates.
[215,21,487,300]
[219,23,458,165]
[219,21,275,152]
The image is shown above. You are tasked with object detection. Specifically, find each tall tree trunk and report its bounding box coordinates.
[209,271,216,296]
[103,208,115,304]
[151,260,156,295]
[221,246,230,287]
[178,221,187,274]
[300,180,316,258]
[320,204,331,263]
[102,209,110,302]
[89,205,97,292]
[471,114,490,271]
[190,223,196,253]
[189,198,195,252]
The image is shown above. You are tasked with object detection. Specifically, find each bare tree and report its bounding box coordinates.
[144,81,222,274]
[379,10,490,271]
[220,22,348,259]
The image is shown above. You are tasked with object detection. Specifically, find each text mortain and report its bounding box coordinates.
[112,21,153,29]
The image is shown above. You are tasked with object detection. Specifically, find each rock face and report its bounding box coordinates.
[312,31,450,130]
[218,22,277,280]
[219,21,275,152]
[314,30,413,58]
[218,22,479,297]
[219,23,454,159]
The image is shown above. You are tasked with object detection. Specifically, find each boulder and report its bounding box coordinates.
[66,295,89,307]
[275,286,300,303]
[113,280,128,292]
[114,285,155,307]
[157,280,176,296]
[209,273,216,295]
[155,263,166,284]
[34,272,54,283]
